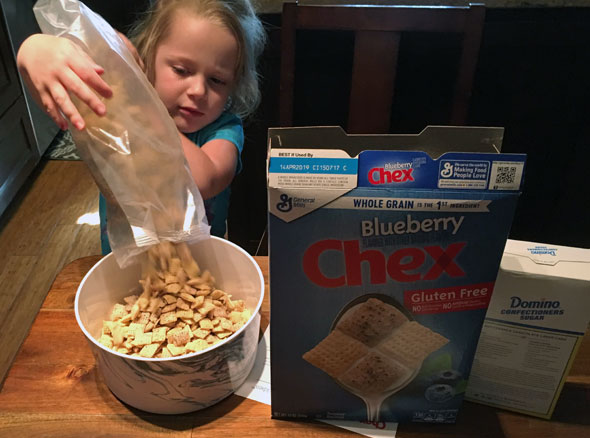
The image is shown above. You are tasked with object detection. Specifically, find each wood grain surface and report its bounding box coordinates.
[0,255,588,437]
[0,161,101,388]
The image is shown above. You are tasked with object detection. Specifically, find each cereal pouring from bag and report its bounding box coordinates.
[99,242,252,358]
[34,0,210,268]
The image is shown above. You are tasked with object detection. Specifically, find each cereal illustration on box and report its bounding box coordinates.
[304,297,449,419]
[267,127,526,423]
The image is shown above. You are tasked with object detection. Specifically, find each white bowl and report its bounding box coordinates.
[75,236,264,414]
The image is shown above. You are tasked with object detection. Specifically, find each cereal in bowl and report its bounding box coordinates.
[98,241,252,358]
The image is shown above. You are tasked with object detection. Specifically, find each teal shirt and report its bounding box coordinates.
[100,112,244,254]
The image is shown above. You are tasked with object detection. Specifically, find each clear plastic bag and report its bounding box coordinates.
[34,0,211,268]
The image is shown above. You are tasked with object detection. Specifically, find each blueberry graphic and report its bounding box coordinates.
[425,384,455,403]
[432,369,462,386]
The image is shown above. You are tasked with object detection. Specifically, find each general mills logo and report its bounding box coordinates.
[440,162,453,178]
[277,194,292,212]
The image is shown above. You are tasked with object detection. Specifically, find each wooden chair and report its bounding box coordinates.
[279,2,486,133]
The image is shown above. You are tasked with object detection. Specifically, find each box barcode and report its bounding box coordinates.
[495,166,517,184]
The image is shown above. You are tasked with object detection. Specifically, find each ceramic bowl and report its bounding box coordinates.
[75,236,264,414]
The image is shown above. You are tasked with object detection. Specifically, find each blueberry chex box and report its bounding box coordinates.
[267,126,526,423]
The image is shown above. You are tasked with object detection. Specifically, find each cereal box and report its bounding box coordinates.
[465,239,590,419]
[267,126,526,423]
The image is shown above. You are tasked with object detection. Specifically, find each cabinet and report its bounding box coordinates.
[0,0,39,217]
[1,0,59,156]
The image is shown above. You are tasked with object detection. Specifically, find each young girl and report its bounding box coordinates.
[17,0,266,252]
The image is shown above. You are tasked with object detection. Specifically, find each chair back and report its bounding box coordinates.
[279,2,486,133]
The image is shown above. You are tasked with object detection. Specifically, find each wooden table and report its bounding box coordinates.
[1,256,589,437]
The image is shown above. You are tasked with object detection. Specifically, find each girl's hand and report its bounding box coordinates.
[16,34,113,130]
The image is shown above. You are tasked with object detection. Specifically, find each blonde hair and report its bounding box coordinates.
[129,0,266,119]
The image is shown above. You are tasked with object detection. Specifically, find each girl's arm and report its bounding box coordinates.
[17,34,113,130]
[179,133,238,200]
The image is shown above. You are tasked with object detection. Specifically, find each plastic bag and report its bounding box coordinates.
[33,0,211,268]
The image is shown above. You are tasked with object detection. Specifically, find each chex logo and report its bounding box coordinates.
[368,162,414,185]
[303,240,466,287]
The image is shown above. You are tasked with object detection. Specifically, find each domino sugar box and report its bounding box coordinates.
[465,239,590,419]
[267,126,527,424]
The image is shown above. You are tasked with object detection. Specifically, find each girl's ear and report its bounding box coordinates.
[224,96,233,111]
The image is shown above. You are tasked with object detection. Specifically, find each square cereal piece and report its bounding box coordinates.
[338,352,410,394]
[162,303,177,313]
[160,311,178,325]
[128,322,145,338]
[128,322,145,330]
[183,285,198,296]
[191,295,205,309]
[163,294,177,305]
[167,325,191,347]
[147,297,163,313]
[196,287,211,297]
[193,328,209,339]
[103,320,115,335]
[186,339,209,353]
[205,334,220,345]
[132,332,153,347]
[139,343,160,358]
[229,309,250,325]
[180,292,196,303]
[167,343,186,356]
[110,303,127,321]
[165,283,182,294]
[302,330,369,379]
[145,321,155,333]
[99,334,113,349]
[210,307,228,319]
[176,309,194,320]
[220,319,232,331]
[136,312,150,325]
[111,324,126,346]
[152,326,168,343]
[176,298,190,311]
[198,301,216,316]
[199,318,214,330]
[336,298,409,346]
[377,321,449,368]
